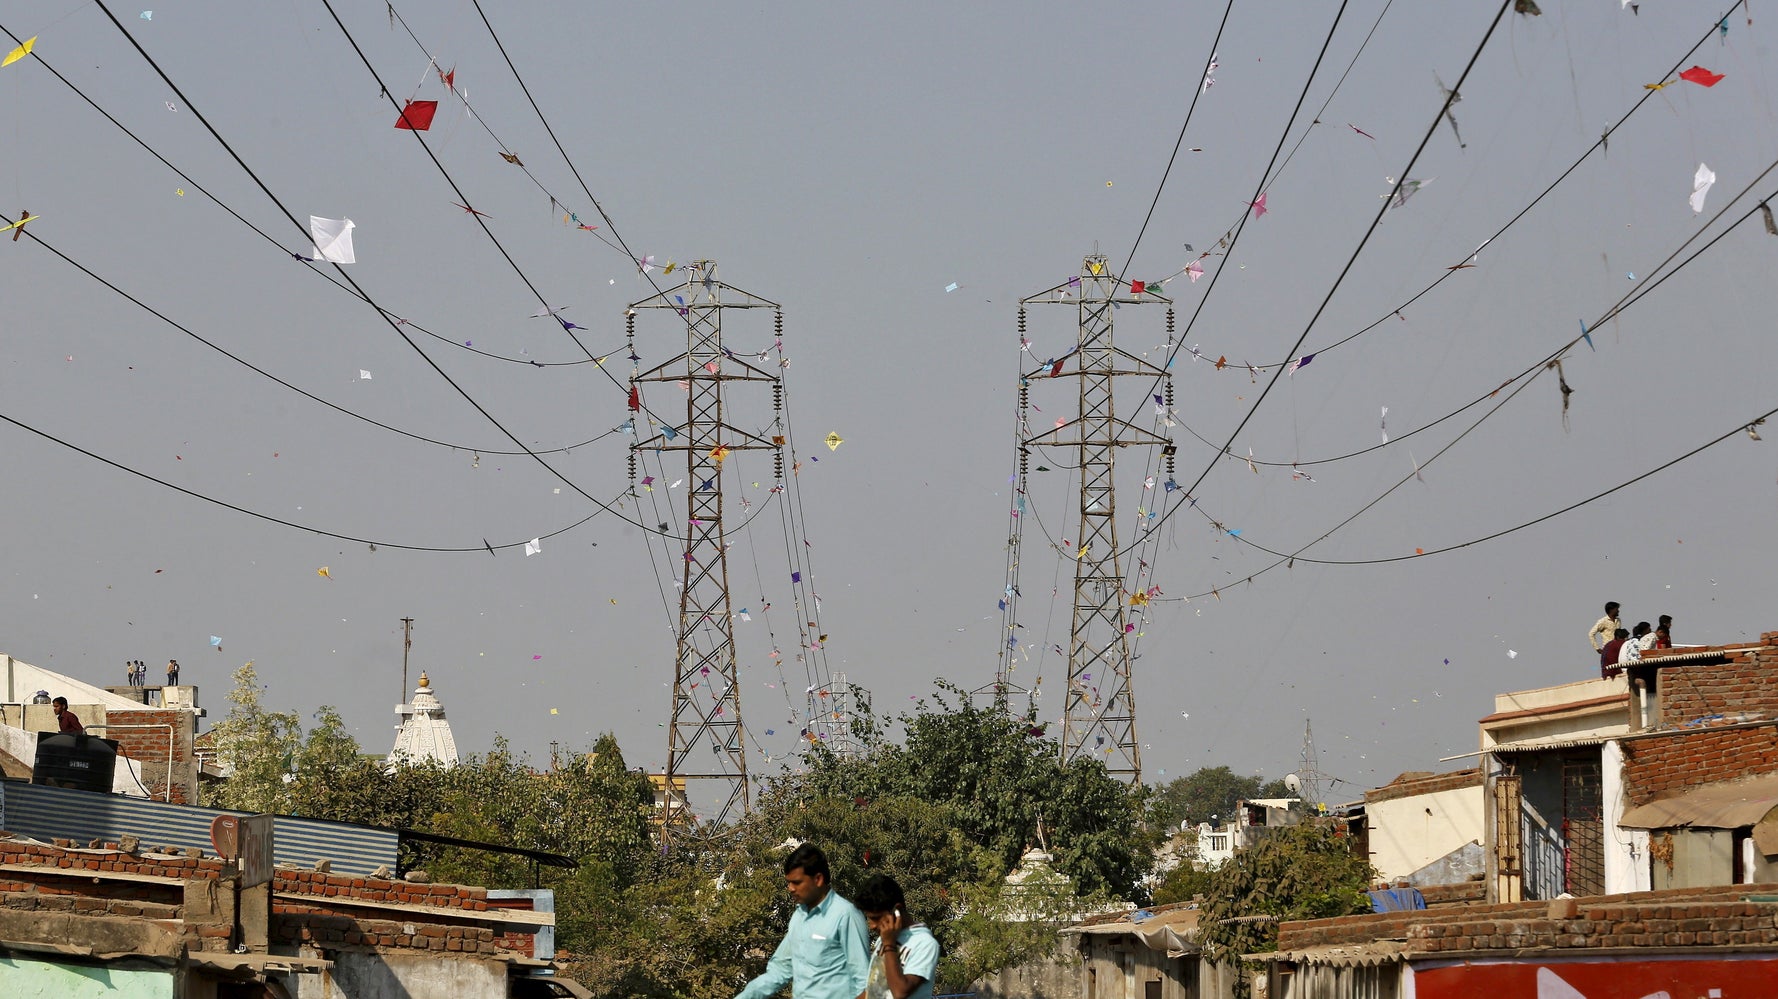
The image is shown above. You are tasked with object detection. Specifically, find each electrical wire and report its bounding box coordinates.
[0,20,602,370]
[453,0,768,454]
[1116,0,1235,278]
[381,3,637,264]
[24,230,622,457]
[1111,2,1405,684]
[88,0,673,540]
[1161,0,1517,540]
[1151,0,1746,386]
[1012,0,1353,745]
[315,2,599,361]
[1201,399,1778,574]
[1161,181,1778,591]
[318,0,714,454]
[459,0,851,731]
[0,405,616,553]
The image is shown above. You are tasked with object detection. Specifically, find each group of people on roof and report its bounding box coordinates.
[1589,601,1673,678]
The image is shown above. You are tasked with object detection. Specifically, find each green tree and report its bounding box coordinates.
[1146,765,1291,832]
[207,661,302,813]
[1150,850,1218,906]
[790,681,1149,900]
[1197,820,1374,998]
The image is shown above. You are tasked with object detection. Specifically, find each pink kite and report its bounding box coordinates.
[1249,192,1268,219]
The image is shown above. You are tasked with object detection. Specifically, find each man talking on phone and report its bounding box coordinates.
[735,843,871,999]
[853,874,940,999]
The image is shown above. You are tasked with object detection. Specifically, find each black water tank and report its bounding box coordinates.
[32,732,119,793]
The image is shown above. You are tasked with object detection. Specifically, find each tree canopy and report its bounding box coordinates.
[206,667,1310,998]
[1146,764,1294,833]
[1196,820,1375,998]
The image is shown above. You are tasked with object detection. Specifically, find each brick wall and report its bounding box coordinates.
[105,707,198,804]
[0,837,534,961]
[1419,882,1485,907]
[274,907,503,955]
[1278,881,1778,952]
[1365,768,1483,805]
[271,869,491,912]
[1620,723,1778,805]
[1407,897,1778,953]
[1653,648,1778,722]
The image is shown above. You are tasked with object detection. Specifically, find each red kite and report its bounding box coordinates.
[1679,65,1725,87]
[395,100,438,130]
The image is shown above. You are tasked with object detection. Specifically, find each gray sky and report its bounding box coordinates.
[4,1,1777,810]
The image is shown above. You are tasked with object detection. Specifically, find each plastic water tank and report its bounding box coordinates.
[32,732,120,793]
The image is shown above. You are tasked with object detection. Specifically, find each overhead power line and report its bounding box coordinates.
[0,407,612,554]
[1169,0,1515,511]
[88,0,671,539]
[1208,174,1778,569]
[0,20,601,370]
[24,230,621,457]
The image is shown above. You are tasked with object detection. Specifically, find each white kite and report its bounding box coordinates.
[1689,162,1716,214]
[309,216,356,264]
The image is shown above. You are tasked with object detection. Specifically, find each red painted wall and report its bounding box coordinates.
[1413,955,1778,997]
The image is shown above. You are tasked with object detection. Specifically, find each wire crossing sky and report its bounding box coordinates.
[3,0,1776,791]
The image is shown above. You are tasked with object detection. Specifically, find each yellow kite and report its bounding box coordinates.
[2,36,36,68]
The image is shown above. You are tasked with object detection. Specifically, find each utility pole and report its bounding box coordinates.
[1020,252,1173,783]
[628,262,782,842]
[400,617,414,705]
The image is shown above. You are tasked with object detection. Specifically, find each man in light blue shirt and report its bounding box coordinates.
[854,874,940,999]
[735,843,871,999]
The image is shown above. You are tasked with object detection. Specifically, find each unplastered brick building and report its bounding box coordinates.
[1,652,206,804]
[0,834,575,997]
[1254,628,1778,998]
[1258,882,1778,997]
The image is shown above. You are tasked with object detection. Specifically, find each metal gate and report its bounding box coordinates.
[1561,754,1606,897]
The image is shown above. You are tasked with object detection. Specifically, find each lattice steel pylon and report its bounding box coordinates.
[1020,253,1173,782]
[807,671,870,759]
[627,261,782,841]
[1296,719,1327,810]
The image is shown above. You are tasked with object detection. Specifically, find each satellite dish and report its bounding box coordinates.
[1284,772,1301,794]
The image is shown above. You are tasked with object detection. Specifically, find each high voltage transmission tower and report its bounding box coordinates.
[807,671,870,759]
[1292,718,1332,812]
[1017,252,1174,783]
[627,261,783,842]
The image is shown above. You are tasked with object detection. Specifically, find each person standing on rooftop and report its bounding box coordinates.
[1589,601,1622,653]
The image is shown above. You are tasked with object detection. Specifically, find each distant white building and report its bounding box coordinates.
[390,672,458,766]
[1188,797,1303,868]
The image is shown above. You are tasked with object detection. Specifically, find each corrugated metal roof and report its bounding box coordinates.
[0,781,396,875]
[1065,907,1201,956]
[1440,734,1613,761]
[1618,772,1778,830]
[1637,646,1763,665]
[1262,941,1407,968]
